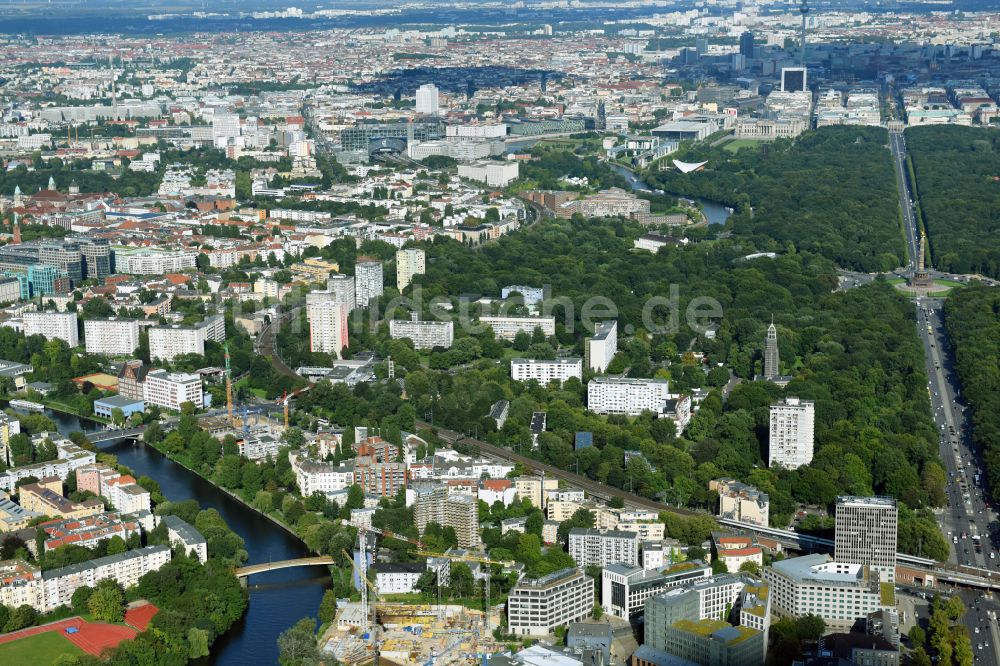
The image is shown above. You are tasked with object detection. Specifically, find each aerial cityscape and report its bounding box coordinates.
[0,0,999,664]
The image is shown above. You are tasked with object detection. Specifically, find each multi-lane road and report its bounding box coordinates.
[891,127,1000,661]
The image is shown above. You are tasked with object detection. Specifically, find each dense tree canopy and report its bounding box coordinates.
[642,126,906,272]
[907,125,1000,278]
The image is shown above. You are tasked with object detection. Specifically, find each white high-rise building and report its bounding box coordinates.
[587,377,670,416]
[326,274,356,309]
[415,84,440,115]
[307,291,350,357]
[834,496,898,584]
[23,311,78,347]
[768,397,815,470]
[83,319,141,356]
[355,259,383,307]
[587,320,618,373]
[396,248,425,291]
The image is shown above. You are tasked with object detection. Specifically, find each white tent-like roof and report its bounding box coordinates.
[672,160,708,173]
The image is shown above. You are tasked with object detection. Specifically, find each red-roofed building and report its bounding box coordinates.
[711,532,764,573]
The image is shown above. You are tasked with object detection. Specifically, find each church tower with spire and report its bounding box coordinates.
[764,317,780,380]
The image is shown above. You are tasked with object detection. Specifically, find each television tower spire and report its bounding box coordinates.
[799,0,810,67]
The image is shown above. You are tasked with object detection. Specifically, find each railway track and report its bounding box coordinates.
[415,420,704,518]
[257,304,303,380]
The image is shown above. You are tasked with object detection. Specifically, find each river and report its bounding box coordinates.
[607,163,732,226]
[34,407,331,666]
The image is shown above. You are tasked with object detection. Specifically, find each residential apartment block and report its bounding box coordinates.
[710,478,770,527]
[479,315,555,341]
[306,292,350,357]
[396,248,425,291]
[389,319,454,349]
[413,485,480,548]
[354,258,383,307]
[768,397,815,470]
[23,311,78,347]
[587,320,618,373]
[148,315,225,362]
[83,318,141,356]
[568,528,639,568]
[587,377,670,415]
[510,358,582,384]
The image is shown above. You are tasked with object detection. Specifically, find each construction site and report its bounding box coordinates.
[322,602,506,666]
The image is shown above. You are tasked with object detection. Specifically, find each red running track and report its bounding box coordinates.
[0,611,154,657]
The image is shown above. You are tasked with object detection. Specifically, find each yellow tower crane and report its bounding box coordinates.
[415,550,514,634]
[224,342,234,427]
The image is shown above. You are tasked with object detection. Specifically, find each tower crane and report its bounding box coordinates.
[415,550,514,634]
[342,546,383,666]
[224,342,234,427]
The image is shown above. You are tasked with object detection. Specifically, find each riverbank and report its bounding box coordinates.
[606,161,733,226]
[2,394,112,427]
[142,439,311,547]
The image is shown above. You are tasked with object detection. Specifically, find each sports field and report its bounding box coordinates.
[0,630,85,664]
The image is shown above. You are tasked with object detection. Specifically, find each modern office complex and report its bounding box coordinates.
[764,553,895,629]
[587,320,618,373]
[84,318,141,356]
[23,311,79,347]
[587,377,670,415]
[355,258,384,307]
[389,318,454,349]
[834,496,898,584]
[568,528,639,568]
[642,575,770,666]
[507,567,594,636]
[768,397,815,469]
[396,248,425,291]
[602,561,713,619]
[510,358,582,384]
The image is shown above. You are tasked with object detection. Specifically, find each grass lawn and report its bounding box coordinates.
[722,139,760,153]
[0,631,85,665]
[234,377,267,399]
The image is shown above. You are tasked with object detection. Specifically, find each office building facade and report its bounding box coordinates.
[507,568,594,636]
[834,496,898,583]
[143,370,203,411]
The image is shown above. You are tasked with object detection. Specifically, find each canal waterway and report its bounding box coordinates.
[33,406,331,666]
[607,162,733,226]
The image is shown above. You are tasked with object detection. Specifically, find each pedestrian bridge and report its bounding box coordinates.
[234,556,336,578]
